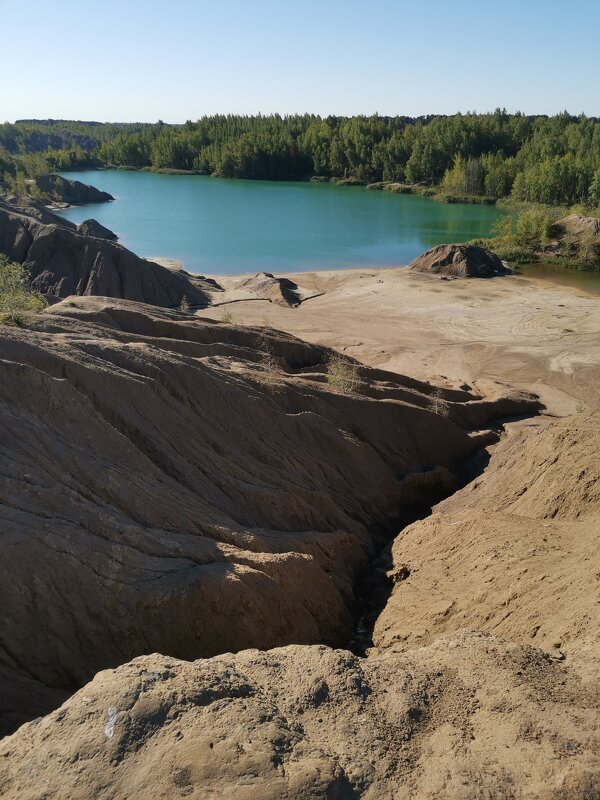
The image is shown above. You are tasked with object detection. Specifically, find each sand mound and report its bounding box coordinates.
[0,296,538,736]
[234,272,304,306]
[409,243,510,278]
[373,414,600,657]
[236,272,301,306]
[0,200,210,307]
[1,632,598,799]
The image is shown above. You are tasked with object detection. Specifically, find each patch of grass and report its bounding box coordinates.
[0,254,47,325]
[434,192,497,205]
[220,308,235,323]
[384,182,416,195]
[326,354,361,395]
[179,295,191,313]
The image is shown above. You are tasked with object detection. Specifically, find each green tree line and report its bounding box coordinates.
[1,111,600,208]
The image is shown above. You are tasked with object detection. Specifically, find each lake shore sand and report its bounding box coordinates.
[198,267,600,416]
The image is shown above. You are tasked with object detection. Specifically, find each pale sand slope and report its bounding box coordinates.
[373,411,600,660]
[200,268,600,416]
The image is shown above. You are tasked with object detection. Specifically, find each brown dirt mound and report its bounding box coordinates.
[409,243,510,278]
[234,272,303,306]
[1,632,598,799]
[373,414,600,657]
[0,296,538,736]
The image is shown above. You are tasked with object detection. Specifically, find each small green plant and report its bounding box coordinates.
[0,254,47,325]
[220,308,235,323]
[575,402,586,414]
[179,295,190,313]
[326,354,361,395]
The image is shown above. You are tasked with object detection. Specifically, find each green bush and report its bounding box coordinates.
[0,255,47,324]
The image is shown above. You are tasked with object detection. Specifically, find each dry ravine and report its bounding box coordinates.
[1,298,598,798]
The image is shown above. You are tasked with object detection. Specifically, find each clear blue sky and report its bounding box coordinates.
[2,0,598,122]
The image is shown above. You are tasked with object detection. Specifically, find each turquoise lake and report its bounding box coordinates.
[58,170,506,275]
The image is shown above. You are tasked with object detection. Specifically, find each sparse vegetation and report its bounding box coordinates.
[254,322,282,390]
[0,254,47,325]
[428,387,450,417]
[220,308,235,323]
[179,295,190,313]
[326,354,361,395]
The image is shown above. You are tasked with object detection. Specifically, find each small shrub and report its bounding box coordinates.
[428,387,450,417]
[179,295,190,313]
[326,354,361,395]
[384,182,415,195]
[220,308,235,323]
[0,254,47,324]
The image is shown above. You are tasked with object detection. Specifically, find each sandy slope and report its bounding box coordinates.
[1,272,599,798]
[201,268,600,416]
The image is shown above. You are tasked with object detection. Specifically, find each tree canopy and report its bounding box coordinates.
[2,111,600,207]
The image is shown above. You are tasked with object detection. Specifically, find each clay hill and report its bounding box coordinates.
[0,295,539,741]
[0,392,598,796]
[34,174,114,205]
[0,200,214,306]
[409,243,510,278]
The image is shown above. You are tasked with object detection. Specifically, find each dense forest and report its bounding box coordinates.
[1,112,600,208]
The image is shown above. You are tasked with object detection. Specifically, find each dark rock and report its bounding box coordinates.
[77,218,118,241]
[35,173,114,205]
[409,244,511,278]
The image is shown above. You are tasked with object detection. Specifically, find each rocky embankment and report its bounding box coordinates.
[0,200,214,306]
[34,174,114,205]
[0,296,540,741]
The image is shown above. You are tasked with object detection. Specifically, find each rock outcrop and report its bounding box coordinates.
[409,243,510,278]
[34,173,114,205]
[1,632,598,799]
[555,213,600,240]
[76,218,118,241]
[0,201,212,306]
[0,297,539,736]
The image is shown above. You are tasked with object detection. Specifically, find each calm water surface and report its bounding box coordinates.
[58,170,507,275]
[517,263,600,296]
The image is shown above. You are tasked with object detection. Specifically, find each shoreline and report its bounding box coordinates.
[151,257,600,301]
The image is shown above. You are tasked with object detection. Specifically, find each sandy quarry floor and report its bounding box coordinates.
[198,268,600,416]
